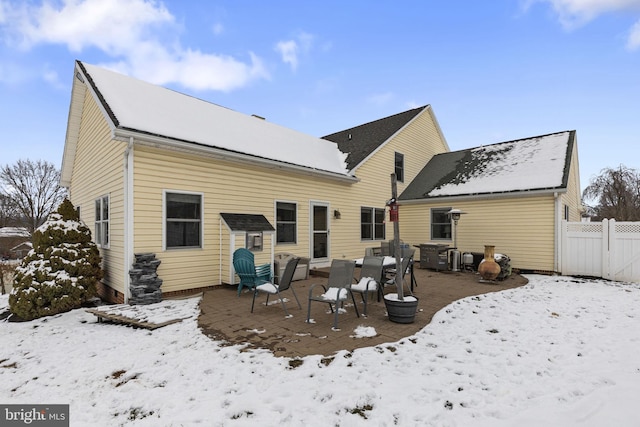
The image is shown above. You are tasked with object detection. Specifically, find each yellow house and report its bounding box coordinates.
[60,61,449,302]
[398,131,583,273]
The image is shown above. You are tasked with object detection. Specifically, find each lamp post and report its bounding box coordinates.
[447,208,466,272]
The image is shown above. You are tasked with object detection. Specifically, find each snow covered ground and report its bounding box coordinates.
[1,274,639,426]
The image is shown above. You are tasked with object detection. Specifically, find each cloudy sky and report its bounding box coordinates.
[1,0,639,191]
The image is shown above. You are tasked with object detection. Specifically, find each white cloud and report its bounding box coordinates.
[524,0,640,49]
[275,40,299,70]
[627,19,640,49]
[0,0,268,91]
[275,31,314,71]
[526,0,640,27]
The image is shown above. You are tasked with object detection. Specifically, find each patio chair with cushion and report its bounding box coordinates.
[251,257,301,316]
[233,248,272,296]
[350,255,384,316]
[306,259,359,330]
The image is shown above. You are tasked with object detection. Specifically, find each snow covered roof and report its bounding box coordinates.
[67,61,351,180]
[0,227,30,238]
[400,131,576,201]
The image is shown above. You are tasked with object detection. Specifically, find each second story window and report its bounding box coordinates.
[395,152,404,182]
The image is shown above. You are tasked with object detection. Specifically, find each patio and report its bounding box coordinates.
[197,264,528,358]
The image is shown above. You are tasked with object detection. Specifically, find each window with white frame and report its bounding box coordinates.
[276,201,297,244]
[431,207,452,240]
[95,195,109,247]
[395,152,404,182]
[165,192,202,249]
[361,207,386,240]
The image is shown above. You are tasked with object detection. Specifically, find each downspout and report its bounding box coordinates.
[554,192,560,273]
[123,137,134,303]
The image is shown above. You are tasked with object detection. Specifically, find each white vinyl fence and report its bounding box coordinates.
[561,219,640,283]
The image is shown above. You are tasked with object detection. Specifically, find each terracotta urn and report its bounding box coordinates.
[478,245,501,281]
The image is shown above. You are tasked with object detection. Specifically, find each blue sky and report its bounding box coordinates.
[1,0,639,192]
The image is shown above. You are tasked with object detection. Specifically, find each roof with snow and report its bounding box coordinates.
[62,61,352,185]
[399,131,576,201]
[0,227,30,238]
[322,106,430,170]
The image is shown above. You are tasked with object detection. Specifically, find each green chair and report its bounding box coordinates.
[233,248,271,296]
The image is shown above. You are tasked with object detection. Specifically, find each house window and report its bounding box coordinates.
[95,195,109,248]
[395,152,404,182]
[431,207,452,240]
[276,202,297,244]
[165,192,202,249]
[361,207,386,240]
[564,205,570,221]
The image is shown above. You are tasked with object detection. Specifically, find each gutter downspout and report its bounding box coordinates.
[123,137,134,303]
[554,192,560,273]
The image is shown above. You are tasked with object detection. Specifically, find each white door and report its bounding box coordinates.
[311,202,329,261]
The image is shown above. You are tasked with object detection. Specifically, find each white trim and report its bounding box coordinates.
[162,190,205,251]
[123,138,134,303]
[94,194,110,249]
[309,200,330,263]
[113,129,358,184]
[399,187,568,205]
[274,199,298,245]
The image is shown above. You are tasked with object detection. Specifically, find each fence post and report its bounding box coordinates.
[602,219,610,280]
[607,219,616,280]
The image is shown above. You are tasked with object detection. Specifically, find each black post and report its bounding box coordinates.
[391,173,403,301]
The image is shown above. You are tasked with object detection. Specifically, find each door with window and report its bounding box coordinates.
[311,202,329,261]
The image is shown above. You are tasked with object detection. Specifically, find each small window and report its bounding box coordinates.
[95,195,109,248]
[431,207,452,240]
[361,207,386,240]
[165,192,202,249]
[276,202,297,244]
[247,232,263,251]
[564,205,570,221]
[395,152,404,183]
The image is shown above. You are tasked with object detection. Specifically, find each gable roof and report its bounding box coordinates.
[61,61,353,187]
[399,130,576,201]
[322,106,431,170]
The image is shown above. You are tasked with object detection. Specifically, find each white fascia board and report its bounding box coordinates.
[398,187,568,205]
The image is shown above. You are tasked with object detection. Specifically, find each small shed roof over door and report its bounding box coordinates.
[220,213,275,232]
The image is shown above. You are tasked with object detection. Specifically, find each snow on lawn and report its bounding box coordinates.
[1,275,639,426]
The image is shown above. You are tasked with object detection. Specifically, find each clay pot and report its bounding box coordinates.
[478,245,501,281]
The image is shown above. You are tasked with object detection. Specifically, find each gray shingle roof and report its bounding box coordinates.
[399,130,576,201]
[322,106,428,170]
[220,214,275,232]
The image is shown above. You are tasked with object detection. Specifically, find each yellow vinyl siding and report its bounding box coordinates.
[401,195,557,271]
[67,91,127,293]
[132,146,357,292]
[561,142,583,221]
[130,106,450,293]
[349,108,449,251]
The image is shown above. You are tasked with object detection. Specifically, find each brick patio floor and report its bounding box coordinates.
[197,265,528,358]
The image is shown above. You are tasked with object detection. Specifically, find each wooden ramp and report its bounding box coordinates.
[85,298,198,330]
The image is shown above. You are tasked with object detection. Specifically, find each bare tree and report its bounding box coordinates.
[582,165,640,221]
[0,193,20,227]
[0,159,66,233]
